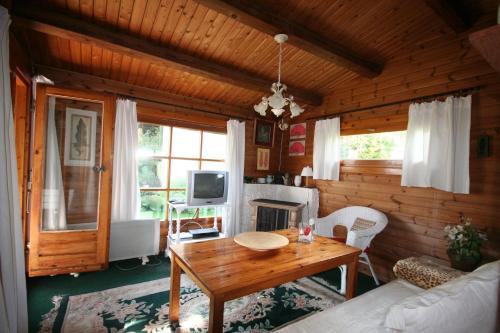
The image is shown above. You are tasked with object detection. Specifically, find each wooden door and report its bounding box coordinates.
[12,73,31,249]
[28,85,114,277]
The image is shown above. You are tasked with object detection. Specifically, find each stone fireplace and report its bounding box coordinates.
[249,199,305,231]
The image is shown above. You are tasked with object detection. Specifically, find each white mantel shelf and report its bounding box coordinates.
[241,184,319,232]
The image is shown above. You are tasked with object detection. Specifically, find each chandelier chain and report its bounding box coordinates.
[278,42,282,84]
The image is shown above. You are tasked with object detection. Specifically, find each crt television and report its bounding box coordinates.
[186,170,229,206]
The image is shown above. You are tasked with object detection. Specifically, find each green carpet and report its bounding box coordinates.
[28,255,379,332]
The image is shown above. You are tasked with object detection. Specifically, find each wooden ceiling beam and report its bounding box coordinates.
[12,5,322,106]
[424,0,475,33]
[193,0,382,78]
[35,65,253,120]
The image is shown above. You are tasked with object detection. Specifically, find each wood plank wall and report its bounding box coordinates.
[244,119,283,179]
[281,35,500,282]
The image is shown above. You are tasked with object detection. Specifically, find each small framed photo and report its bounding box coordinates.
[256,148,270,171]
[289,140,305,156]
[290,122,306,139]
[254,119,275,147]
[64,108,97,167]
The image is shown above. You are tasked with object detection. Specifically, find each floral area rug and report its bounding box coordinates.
[39,274,343,332]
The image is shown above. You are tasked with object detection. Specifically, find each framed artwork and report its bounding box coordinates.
[254,119,275,147]
[64,108,97,167]
[290,122,306,139]
[256,148,270,171]
[289,140,305,156]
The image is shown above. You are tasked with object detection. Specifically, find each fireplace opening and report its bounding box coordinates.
[256,207,289,231]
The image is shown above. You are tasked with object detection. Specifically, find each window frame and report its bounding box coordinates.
[137,121,226,222]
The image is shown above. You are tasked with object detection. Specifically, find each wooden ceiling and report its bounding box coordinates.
[12,0,499,112]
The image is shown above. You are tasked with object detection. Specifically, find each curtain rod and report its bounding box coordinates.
[119,94,251,121]
[307,86,482,121]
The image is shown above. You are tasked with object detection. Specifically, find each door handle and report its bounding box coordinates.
[93,166,106,173]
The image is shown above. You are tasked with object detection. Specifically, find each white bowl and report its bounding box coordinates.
[234,232,289,251]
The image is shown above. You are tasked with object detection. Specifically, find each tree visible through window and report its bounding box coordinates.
[340,131,406,160]
[137,123,226,222]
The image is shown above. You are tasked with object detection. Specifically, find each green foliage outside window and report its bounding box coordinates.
[138,124,161,151]
[341,131,406,160]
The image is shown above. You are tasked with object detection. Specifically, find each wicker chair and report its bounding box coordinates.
[314,206,388,294]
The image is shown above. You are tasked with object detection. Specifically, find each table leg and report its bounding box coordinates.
[169,254,181,323]
[208,295,224,333]
[345,258,358,300]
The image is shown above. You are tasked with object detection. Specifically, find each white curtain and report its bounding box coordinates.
[0,6,28,332]
[111,99,140,221]
[401,95,471,194]
[224,119,245,237]
[313,117,341,180]
[42,96,67,230]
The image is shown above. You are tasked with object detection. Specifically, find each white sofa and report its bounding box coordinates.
[275,260,500,333]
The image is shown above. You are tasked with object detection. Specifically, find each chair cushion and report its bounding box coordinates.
[351,217,376,231]
[393,256,465,289]
[384,260,500,333]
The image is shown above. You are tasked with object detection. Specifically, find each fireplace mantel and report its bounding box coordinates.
[241,184,319,232]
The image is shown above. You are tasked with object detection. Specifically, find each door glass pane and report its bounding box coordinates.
[137,123,170,157]
[170,159,199,189]
[171,127,201,158]
[201,161,225,171]
[139,191,167,220]
[42,96,102,231]
[202,132,226,159]
[138,158,168,188]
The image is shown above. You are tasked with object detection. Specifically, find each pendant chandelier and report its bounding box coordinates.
[254,34,305,119]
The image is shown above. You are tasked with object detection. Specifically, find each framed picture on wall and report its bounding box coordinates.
[289,140,305,156]
[256,148,270,170]
[64,108,97,167]
[254,119,275,147]
[290,122,306,139]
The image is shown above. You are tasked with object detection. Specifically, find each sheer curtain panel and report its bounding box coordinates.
[313,117,341,180]
[224,120,245,237]
[111,99,140,221]
[0,6,28,332]
[401,95,471,194]
[42,96,67,230]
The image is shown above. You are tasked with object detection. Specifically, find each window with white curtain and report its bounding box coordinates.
[137,123,226,221]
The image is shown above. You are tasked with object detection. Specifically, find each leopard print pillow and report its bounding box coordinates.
[393,256,465,289]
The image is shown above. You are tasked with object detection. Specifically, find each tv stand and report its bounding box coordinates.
[165,202,228,257]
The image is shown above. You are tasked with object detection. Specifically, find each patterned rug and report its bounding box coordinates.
[39,274,344,332]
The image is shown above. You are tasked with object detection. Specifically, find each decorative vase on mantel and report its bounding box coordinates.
[447,249,481,272]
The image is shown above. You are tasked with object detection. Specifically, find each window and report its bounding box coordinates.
[137,123,226,221]
[340,131,406,160]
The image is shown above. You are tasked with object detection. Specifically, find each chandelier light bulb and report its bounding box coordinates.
[289,101,304,118]
[253,98,268,116]
[271,108,285,117]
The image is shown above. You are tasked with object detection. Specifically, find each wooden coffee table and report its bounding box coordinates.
[169,229,362,333]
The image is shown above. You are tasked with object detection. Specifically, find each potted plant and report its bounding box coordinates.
[444,216,487,271]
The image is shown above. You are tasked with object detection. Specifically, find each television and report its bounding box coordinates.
[187,170,229,206]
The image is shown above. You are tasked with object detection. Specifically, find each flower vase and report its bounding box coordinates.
[447,250,481,272]
[298,219,315,243]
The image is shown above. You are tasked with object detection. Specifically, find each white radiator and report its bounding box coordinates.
[109,219,160,262]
